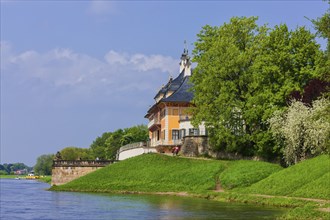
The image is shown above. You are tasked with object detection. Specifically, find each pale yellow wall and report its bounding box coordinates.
[148,104,191,145]
[51,166,101,186]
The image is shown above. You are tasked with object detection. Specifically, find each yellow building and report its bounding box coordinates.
[145,49,206,152]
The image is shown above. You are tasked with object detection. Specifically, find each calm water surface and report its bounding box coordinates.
[0,179,284,219]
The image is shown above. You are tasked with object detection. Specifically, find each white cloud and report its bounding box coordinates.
[1,42,179,98]
[105,50,128,65]
[1,42,180,167]
[130,54,179,73]
[105,50,178,73]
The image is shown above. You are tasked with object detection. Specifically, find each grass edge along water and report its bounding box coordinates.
[51,153,330,219]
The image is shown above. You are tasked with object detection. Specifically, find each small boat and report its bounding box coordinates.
[15,177,20,180]
[26,173,40,180]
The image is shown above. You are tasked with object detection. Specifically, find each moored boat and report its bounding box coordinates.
[25,173,40,180]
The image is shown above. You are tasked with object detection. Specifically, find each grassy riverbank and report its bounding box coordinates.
[0,175,52,184]
[38,176,52,184]
[0,175,19,179]
[51,153,330,219]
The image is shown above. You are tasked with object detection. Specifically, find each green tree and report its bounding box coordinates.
[310,1,330,52]
[10,163,31,172]
[104,125,148,160]
[249,24,323,158]
[3,164,13,174]
[191,17,323,160]
[90,132,113,159]
[122,125,149,144]
[0,164,7,174]
[89,125,148,160]
[0,170,8,175]
[104,129,124,160]
[34,154,54,175]
[269,98,330,165]
[311,1,330,84]
[60,147,93,160]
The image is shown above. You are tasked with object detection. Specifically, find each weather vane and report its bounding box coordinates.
[184,40,188,53]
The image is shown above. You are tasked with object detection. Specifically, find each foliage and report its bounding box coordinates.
[268,98,330,165]
[0,170,8,175]
[0,163,32,174]
[90,124,148,160]
[191,16,325,160]
[90,132,113,159]
[309,1,330,92]
[310,1,330,51]
[34,154,54,175]
[289,79,329,105]
[60,147,93,160]
[237,155,330,199]
[39,176,52,184]
[53,125,148,161]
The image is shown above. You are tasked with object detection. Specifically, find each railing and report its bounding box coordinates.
[150,139,183,147]
[53,160,113,167]
[147,118,155,128]
[118,142,147,154]
[147,116,160,128]
[154,116,160,124]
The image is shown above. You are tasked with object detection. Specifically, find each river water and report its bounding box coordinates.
[0,179,284,219]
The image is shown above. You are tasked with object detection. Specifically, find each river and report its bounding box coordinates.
[0,179,284,219]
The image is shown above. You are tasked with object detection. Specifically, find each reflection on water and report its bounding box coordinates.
[0,179,284,219]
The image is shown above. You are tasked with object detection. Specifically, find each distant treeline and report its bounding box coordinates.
[34,124,148,175]
[0,163,33,175]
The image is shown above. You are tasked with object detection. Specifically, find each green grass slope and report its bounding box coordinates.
[238,155,330,199]
[52,154,281,193]
[53,154,226,193]
[219,160,283,189]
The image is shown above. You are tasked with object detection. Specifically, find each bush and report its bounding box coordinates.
[269,98,330,165]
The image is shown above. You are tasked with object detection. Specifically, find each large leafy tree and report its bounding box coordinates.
[310,1,330,52]
[90,124,148,160]
[34,154,54,175]
[60,147,93,160]
[311,1,330,84]
[90,132,113,159]
[191,17,266,156]
[191,17,324,160]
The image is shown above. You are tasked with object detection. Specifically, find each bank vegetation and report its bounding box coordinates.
[51,153,330,219]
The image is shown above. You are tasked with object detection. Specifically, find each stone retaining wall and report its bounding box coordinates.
[180,135,214,157]
[51,160,112,186]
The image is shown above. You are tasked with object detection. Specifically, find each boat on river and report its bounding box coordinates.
[25,173,40,180]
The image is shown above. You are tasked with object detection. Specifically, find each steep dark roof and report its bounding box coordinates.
[145,74,193,118]
[162,75,194,103]
[153,70,184,100]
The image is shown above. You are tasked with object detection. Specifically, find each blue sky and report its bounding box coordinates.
[1,0,327,166]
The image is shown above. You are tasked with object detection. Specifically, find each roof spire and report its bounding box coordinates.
[180,40,191,77]
[183,40,188,54]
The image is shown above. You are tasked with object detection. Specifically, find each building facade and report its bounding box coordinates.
[145,49,206,151]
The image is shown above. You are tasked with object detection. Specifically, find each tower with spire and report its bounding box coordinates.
[144,43,207,152]
[179,40,192,77]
